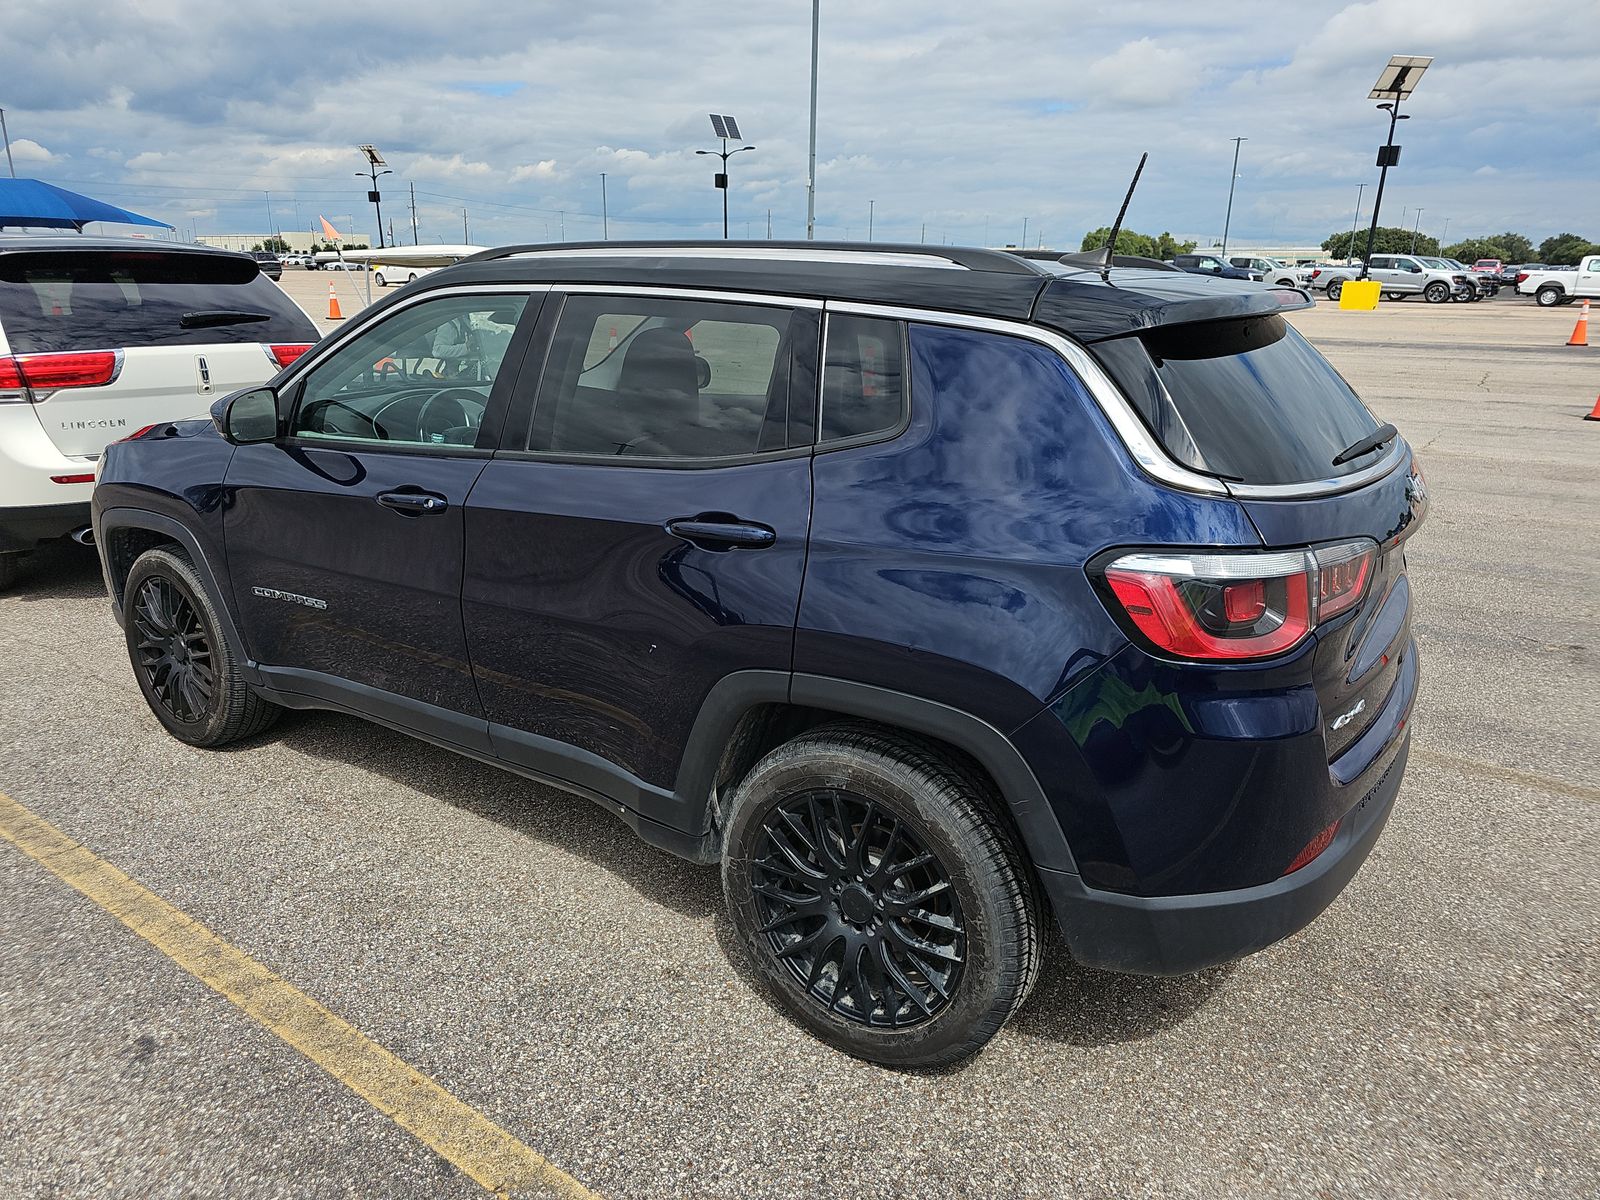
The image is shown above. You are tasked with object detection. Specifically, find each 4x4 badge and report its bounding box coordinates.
[1331,699,1367,731]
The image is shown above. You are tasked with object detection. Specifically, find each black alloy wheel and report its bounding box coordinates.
[722,723,1042,1067]
[131,574,216,723]
[752,790,965,1028]
[122,547,281,746]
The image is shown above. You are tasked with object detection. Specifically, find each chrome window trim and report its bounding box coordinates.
[555,283,823,309]
[270,283,552,388]
[511,246,968,270]
[825,300,1408,501]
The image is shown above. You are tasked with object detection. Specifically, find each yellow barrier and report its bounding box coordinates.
[1338,279,1381,310]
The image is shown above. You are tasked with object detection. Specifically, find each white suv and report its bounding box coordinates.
[0,238,320,589]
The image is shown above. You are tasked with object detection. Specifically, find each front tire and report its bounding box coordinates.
[1425,281,1451,303]
[123,547,281,747]
[722,723,1042,1068]
[1536,285,1564,308]
[374,272,388,287]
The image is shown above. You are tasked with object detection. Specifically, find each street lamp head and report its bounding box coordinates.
[695,149,712,156]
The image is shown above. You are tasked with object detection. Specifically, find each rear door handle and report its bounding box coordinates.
[377,490,448,515]
[665,516,776,550]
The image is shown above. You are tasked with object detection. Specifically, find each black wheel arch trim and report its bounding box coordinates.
[665,671,1078,872]
[94,506,258,685]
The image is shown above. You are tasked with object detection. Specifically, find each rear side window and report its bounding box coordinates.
[0,249,315,353]
[1092,315,1381,485]
[528,294,793,460]
[820,314,906,444]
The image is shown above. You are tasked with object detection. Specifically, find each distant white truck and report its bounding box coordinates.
[1516,256,1600,307]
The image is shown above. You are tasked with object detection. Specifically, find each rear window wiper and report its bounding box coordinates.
[180,310,272,328]
[1332,422,1398,466]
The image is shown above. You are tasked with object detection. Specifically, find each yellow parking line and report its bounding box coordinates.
[0,791,599,1200]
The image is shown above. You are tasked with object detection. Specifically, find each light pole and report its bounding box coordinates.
[1220,136,1246,257]
[1440,216,1450,246]
[868,199,874,241]
[357,145,392,249]
[1349,182,1366,262]
[698,114,754,239]
[806,0,819,240]
[600,173,608,240]
[1410,207,1424,253]
[1359,55,1431,278]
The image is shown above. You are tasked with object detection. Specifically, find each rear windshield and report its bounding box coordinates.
[0,250,317,353]
[1092,314,1381,485]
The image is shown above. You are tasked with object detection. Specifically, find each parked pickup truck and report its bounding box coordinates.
[1310,254,1473,303]
[1516,256,1600,307]
[1227,255,1313,287]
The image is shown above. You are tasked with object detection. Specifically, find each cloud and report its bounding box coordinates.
[1084,39,1203,107]
[0,0,1591,248]
[9,138,56,163]
[510,160,558,182]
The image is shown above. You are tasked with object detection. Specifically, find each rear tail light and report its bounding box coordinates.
[1285,819,1341,874]
[1515,272,1528,284]
[1098,539,1378,662]
[0,350,122,392]
[1310,269,1322,279]
[50,473,97,485]
[266,343,312,368]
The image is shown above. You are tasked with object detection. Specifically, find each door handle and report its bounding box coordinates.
[377,490,448,515]
[665,516,776,550]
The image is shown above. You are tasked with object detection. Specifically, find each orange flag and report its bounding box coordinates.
[318,215,343,242]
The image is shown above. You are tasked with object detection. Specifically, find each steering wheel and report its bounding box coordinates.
[416,387,485,444]
[316,398,387,440]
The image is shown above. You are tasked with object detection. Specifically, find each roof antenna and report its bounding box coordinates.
[1057,152,1147,278]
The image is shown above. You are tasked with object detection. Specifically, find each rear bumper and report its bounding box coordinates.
[1042,733,1408,976]
[0,500,92,553]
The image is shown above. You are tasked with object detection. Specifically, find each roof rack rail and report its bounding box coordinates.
[461,240,1043,275]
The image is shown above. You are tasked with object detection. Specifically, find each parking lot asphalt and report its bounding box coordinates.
[2,297,1598,1199]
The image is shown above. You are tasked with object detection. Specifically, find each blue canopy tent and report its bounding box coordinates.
[0,179,172,232]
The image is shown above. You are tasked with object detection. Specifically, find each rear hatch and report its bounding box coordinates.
[0,247,317,456]
[1088,310,1426,772]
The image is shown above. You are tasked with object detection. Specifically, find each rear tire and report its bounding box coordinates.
[1536,285,1564,308]
[721,722,1043,1068]
[1425,281,1451,303]
[123,547,281,747]
[1325,280,1344,301]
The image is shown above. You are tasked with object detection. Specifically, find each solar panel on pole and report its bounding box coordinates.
[710,114,728,138]
[724,116,742,140]
[1368,55,1432,100]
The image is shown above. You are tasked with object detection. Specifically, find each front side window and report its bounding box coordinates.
[820,314,906,444]
[289,294,528,446]
[528,294,793,459]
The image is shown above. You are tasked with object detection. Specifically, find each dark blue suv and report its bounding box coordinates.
[92,243,1424,1066]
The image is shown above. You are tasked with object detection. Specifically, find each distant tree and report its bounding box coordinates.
[1081,226,1193,259]
[1322,227,1438,260]
[260,236,290,254]
[1491,232,1535,262]
[1538,233,1600,266]
[1153,231,1198,258]
[1443,238,1507,263]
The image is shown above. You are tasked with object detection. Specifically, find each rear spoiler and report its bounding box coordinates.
[1033,276,1313,343]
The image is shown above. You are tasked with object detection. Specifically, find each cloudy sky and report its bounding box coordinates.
[5,0,1595,250]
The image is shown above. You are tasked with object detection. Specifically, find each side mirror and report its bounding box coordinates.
[212,387,279,444]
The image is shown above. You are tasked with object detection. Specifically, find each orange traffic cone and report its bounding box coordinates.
[1585,393,1600,421]
[1568,298,1590,347]
[327,281,344,321]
